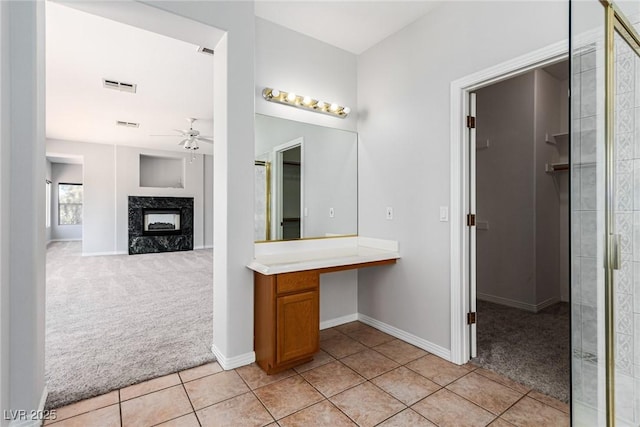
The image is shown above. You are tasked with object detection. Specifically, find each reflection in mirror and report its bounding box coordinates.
[255,114,357,242]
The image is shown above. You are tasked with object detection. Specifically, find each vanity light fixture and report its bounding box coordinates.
[262,87,350,118]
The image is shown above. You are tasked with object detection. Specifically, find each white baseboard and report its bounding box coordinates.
[211,344,255,370]
[194,245,213,250]
[477,293,560,313]
[81,251,127,257]
[357,314,451,362]
[320,313,358,330]
[8,386,48,427]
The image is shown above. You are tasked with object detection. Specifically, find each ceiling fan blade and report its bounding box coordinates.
[178,138,189,146]
[196,137,213,143]
[150,134,182,137]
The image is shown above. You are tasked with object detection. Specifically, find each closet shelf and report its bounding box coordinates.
[545,162,569,173]
[545,132,569,145]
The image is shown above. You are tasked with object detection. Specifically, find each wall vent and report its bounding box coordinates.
[103,78,137,93]
[116,120,140,128]
[197,46,214,56]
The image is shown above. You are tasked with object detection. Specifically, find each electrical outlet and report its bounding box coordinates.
[329,207,335,218]
[386,207,393,220]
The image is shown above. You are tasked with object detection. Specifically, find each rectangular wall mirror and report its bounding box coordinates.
[254,114,358,242]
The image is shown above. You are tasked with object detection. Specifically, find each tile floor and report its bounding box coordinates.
[45,322,569,427]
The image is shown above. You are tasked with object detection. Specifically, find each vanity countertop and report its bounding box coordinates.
[247,237,400,275]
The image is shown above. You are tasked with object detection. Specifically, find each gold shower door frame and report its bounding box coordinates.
[602,1,640,425]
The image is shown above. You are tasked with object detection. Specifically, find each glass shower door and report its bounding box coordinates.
[571,1,640,425]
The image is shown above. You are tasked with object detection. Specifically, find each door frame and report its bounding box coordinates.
[272,137,304,240]
[449,40,568,364]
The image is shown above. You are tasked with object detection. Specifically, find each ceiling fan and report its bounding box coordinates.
[151,118,213,150]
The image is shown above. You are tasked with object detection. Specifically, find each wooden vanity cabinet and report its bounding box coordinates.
[254,270,320,374]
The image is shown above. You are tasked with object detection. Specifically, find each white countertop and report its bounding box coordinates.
[247,237,400,275]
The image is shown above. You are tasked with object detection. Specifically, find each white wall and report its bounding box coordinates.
[50,163,83,241]
[47,140,211,254]
[475,72,536,306]
[255,18,359,325]
[1,1,46,423]
[204,154,213,248]
[357,1,568,352]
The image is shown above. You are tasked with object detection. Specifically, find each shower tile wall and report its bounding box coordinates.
[572,39,603,415]
[614,23,640,426]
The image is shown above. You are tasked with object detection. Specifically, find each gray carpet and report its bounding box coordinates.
[45,241,215,409]
[472,300,570,403]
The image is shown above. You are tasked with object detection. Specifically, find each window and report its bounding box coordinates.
[58,183,83,225]
[45,180,51,228]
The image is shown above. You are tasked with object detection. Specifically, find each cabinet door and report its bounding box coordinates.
[276,290,319,364]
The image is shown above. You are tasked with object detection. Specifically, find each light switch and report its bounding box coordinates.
[386,207,393,220]
[439,206,449,222]
[329,207,335,218]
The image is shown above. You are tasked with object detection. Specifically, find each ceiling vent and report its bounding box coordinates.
[197,46,214,56]
[116,120,140,128]
[103,78,137,93]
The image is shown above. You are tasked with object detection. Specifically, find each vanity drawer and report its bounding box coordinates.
[276,271,319,294]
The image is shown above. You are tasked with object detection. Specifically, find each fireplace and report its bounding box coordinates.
[128,196,193,255]
[143,208,181,236]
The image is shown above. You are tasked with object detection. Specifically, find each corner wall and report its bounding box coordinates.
[357,1,568,353]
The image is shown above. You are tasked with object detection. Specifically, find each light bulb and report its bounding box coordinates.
[316,101,326,110]
[343,107,351,115]
[271,89,280,97]
[286,92,297,102]
[302,96,312,105]
[329,103,339,112]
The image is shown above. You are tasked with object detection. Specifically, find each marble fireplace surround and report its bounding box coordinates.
[128,196,194,255]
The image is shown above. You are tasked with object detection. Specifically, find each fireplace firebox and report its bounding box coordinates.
[143,208,181,236]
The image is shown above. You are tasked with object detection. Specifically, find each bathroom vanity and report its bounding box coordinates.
[248,237,399,374]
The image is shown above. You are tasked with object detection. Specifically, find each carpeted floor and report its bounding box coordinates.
[472,300,570,403]
[45,241,215,409]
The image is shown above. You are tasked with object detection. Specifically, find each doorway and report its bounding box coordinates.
[470,61,570,402]
[273,138,304,240]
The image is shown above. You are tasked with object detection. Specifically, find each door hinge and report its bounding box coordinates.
[467,214,476,227]
[467,312,477,325]
[466,115,476,128]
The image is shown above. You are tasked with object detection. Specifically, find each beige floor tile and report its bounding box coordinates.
[446,372,523,415]
[254,375,324,420]
[183,370,249,410]
[527,390,570,414]
[489,418,517,427]
[501,396,569,427]
[320,333,367,359]
[46,404,120,427]
[50,391,119,423]
[473,368,531,395]
[373,339,429,365]
[406,354,474,386]
[120,373,181,401]
[121,385,192,427]
[377,408,436,427]
[155,413,201,427]
[335,321,366,335]
[371,366,441,405]
[300,361,365,397]
[343,326,396,347]
[293,350,336,373]
[320,328,346,342]
[179,362,223,383]
[196,392,274,427]
[330,382,405,427]
[278,400,357,427]
[236,363,296,389]
[412,388,495,427]
[340,348,399,379]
